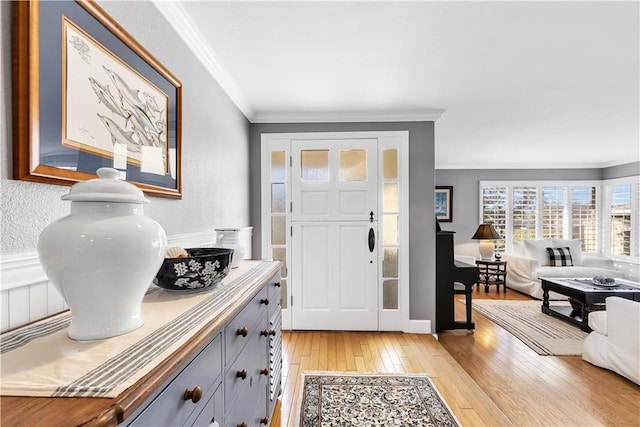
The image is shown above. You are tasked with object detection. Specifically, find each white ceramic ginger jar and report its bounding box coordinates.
[37,168,167,340]
[215,228,245,268]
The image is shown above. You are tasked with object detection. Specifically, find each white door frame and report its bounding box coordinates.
[261,131,409,332]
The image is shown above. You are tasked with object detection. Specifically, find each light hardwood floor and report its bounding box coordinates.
[270,286,640,426]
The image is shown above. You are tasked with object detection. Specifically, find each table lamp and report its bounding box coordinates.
[472,223,502,260]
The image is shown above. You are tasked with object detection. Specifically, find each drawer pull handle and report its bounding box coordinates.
[260,417,269,425]
[236,326,248,337]
[260,329,269,337]
[274,282,281,288]
[260,298,269,305]
[183,386,202,404]
[260,368,269,376]
[237,423,248,427]
[236,369,248,380]
[269,329,277,336]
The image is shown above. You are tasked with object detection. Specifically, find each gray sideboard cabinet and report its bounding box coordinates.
[125,269,282,427]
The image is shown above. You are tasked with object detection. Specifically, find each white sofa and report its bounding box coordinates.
[582,297,640,385]
[503,239,625,299]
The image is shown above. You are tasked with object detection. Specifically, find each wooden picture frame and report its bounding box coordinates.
[12,0,182,198]
[435,186,453,222]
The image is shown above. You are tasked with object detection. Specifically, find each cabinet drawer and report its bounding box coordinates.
[224,315,269,409]
[188,382,222,427]
[225,376,269,427]
[267,274,282,319]
[129,334,222,427]
[225,287,268,364]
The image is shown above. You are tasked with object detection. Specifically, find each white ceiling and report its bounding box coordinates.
[155,1,640,169]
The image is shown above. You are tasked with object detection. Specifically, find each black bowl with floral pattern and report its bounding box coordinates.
[153,247,234,292]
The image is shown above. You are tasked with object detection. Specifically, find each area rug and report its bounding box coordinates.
[469,299,589,356]
[296,371,460,427]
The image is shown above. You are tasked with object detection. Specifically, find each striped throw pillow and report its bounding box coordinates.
[546,247,573,267]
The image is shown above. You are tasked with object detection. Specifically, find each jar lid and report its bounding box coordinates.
[61,168,149,204]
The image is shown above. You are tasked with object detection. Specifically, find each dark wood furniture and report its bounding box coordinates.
[436,231,479,332]
[541,277,640,332]
[475,260,507,292]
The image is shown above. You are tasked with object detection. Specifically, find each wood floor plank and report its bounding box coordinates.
[272,287,639,426]
[438,287,640,427]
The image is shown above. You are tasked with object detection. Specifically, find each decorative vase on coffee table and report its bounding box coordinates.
[215,228,245,268]
[37,168,167,340]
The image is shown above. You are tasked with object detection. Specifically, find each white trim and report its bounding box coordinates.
[150,0,254,119]
[437,161,625,170]
[167,230,217,248]
[0,252,48,292]
[404,320,432,334]
[252,110,444,123]
[261,131,413,141]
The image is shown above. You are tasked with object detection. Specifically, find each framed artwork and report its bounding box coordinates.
[435,186,453,222]
[13,0,182,198]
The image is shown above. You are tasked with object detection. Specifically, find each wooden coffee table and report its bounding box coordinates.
[541,277,640,332]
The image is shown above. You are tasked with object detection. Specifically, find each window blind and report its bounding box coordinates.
[541,186,567,239]
[481,186,507,252]
[512,186,537,242]
[610,184,632,256]
[571,186,598,252]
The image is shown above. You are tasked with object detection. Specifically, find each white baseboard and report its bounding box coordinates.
[404,319,432,334]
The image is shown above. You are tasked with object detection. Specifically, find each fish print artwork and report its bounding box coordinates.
[63,17,171,176]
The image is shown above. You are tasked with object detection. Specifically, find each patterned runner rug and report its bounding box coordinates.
[296,371,460,427]
[470,299,588,355]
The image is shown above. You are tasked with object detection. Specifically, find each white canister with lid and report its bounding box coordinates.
[215,228,245,269]
[37,168,167,340]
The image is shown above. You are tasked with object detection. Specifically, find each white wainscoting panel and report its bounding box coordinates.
[0,229,252,333]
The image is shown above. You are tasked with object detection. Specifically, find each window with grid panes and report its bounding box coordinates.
[609,184,632,256]
[571,186,598,252]
[541,186,567,239]
[481,186,507,253]
[512,186,538,242]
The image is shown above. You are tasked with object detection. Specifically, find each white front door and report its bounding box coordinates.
[291,139,378,330]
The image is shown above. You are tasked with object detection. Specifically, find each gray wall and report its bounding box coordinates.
[436,165,639,257]
[602,161,640,180]
[1,1,251,254]
[250,122,436,322]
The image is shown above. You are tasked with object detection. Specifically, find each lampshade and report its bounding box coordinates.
[471,224,502,240]
[472,223,502,260]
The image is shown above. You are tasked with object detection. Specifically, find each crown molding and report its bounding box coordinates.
[435,161,630,170]
[251,109,445,123]
[151,1,445,125]
[151,0,254,120]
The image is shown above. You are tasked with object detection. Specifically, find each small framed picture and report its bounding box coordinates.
[435,186,453,222]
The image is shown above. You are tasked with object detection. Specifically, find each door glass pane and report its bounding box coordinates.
[272,247,287,277]
[383,214,398,245]
[271,183,286,213]
[383,183,398,212]
[271,216,286,245]
[280,279,288,309]
[339,149,367,181]
[301,150,329,181]
[271,151,285,181]
[383,280,398,310]
[383,248,398,278]
[383,149,398,179]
